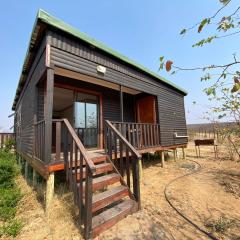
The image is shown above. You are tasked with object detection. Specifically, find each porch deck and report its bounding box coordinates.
[48,143,187,173]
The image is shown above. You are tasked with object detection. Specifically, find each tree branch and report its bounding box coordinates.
[185,0,232,32]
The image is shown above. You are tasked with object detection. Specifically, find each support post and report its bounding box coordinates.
[182,147,186,159]
[139,157,143,181]
[24,160,28,180]
[32,169,37,189]
[45,172,54,216]
[195,145,198,158]
[119,85,123,122]
[44,68,54,163]
[17,154,21,165]
[161,151,165,168]
[173,149,176,161]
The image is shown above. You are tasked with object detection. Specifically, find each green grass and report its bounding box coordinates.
[205,216,236,234]
[0,150,23,237]
[0,219,23,237]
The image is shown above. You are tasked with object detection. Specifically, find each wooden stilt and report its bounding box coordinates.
[161,151,165,168]
[46,172,54,216]
[139,157,143,181]
[24,161,28,180]
[198,146,201,158]
[182,147,186,159]
[32,169,37,189]
[195,146,198,158]
[17,155,21,165]
[173,149,176,161]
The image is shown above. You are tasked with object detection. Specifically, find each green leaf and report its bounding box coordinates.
[198,18,210,33]
[159,56,164,62]
[231,83,240,93]
[180,29,187,35]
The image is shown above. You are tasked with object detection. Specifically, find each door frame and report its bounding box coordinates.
[54,82,103,149]
[136,95,157,124]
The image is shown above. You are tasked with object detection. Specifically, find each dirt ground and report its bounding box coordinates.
[2,142,240,240]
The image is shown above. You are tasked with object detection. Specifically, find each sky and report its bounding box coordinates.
[0,0,239,131]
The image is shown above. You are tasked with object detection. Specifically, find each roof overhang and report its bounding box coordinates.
[12,9,188,110]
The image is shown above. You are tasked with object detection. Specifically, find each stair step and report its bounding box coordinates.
[73,163,113,179]
[92,199,137,238]
[67,155,107,168]
[80,173,120,192]
[92,185,129,213]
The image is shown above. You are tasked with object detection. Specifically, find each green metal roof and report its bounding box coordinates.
[13,9,187,110]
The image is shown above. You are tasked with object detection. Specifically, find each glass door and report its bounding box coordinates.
[74,92,99,148]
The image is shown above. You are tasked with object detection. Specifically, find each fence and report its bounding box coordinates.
[0,133,14,149]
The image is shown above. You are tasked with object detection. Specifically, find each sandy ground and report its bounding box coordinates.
[1,143,240,240]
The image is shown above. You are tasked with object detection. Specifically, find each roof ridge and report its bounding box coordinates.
[38,9,187,95]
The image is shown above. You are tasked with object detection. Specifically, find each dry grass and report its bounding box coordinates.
[4,142,240,240]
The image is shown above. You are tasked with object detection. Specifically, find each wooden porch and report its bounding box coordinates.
[30,118,187,238]
[45,120,187,173]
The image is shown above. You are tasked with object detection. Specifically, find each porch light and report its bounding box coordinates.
[97,65,106,74]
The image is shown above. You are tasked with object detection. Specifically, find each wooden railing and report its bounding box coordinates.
[53,119,96,239]
[111,121,161,150]
[33,120,45,160]
[0,133,14,149]
[105,120,141,207]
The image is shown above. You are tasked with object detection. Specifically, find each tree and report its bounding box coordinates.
[159,0,240,159]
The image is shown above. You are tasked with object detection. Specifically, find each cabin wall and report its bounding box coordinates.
[54,76,135,123]
[14,38,47,156]
[48,30,187,146]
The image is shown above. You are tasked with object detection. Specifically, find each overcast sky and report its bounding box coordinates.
[0,0,238,131]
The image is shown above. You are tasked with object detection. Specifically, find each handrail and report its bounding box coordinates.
[52,118,95,238]
[105,120,141,158]
[105,120,141,208]
[63,119,96,173]
[34,119,45,125]
[111,121,161,149]
[52,119,96,173]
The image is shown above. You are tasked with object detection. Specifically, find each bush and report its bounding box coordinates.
[0,150,22,236]
[0,151,18,188]
[0,219,23,237]
[3,138,15,153]
[0,188,21,220]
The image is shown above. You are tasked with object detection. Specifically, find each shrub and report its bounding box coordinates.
[0,188,21,220]
[0,151,19,188]
[3,138,15,153]
[0,219,23,237]
[205,217,235,233]
[0,150,22,237]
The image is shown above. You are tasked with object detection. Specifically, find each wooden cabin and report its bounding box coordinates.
[13,10,188,239]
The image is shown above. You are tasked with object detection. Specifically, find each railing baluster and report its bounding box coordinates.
[136,124,139,148]
[127,123,131,145]
[109,130,112,161]
[55,121,61,161]
[114,133,118,161]
[126,148,130,188]
[79,153,83,224]
[143,124,147,148]
[63,126,69,181]
[150,125,153,146]
[84,167,93,239]
[132,124,136,147]
[119,141,123,176]
[74,144,79,205]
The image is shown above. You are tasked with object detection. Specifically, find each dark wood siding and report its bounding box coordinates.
[48,30,187,146]
[15,38,47,156]
[55,76,135,123]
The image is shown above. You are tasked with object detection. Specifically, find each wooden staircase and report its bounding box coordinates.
[74,155,138,238]
[53,119,141,239]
